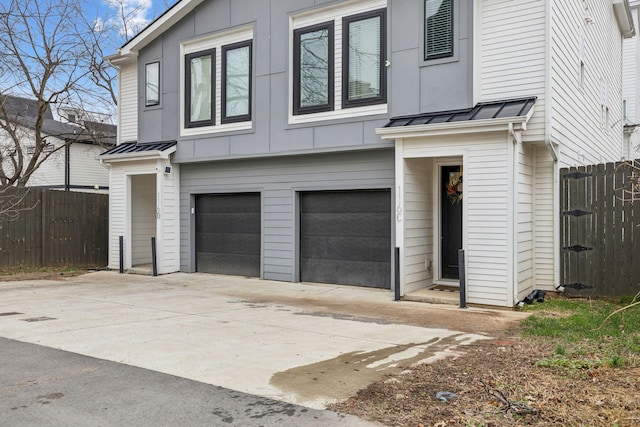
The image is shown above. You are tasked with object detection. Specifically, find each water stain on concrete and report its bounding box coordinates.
[270,335,473,403]
[37,392,64,405]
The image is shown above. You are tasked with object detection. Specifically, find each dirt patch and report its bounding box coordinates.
[0,269,88,282]
[329,332,640,427]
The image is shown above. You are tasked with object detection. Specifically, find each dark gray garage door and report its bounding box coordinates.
[195,193,260,277]
[300,190,391,288]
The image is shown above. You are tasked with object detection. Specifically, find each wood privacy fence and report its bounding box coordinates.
[0,187,108,269]
[560,161,640,297]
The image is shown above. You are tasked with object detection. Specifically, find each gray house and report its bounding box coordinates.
[101,0,634,307]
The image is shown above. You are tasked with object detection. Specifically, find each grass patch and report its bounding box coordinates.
[520,296,640,375]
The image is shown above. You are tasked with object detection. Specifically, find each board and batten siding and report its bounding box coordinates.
[179,150,395,281]
[551,0,625,167]
[118,61,138,144]
[403,158,434,293]
[478,0,546,143]
[401,132,511,307]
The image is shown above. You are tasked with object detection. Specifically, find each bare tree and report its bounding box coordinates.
[0,186,36,221]
[0,0,115,186]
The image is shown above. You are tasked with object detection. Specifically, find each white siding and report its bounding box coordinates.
[551,0,625,166]
[517,142,534,297]
[24,136,66,187]
[623,5,640,158]
[402,132,511,307]
[118,61,138,144]
[69,143,109,190]
[159,160,180,273]
[403,158,433,292]
[107,163,127,270]
[478,0,547,142]
[533,144,555,289]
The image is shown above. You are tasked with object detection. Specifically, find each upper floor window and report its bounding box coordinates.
[185,49,215,128]
[290,2,387,122]
[181,26,253,135]
[222,41,252,123]
[425,0,453,60]
[293,22,334,115]
[145,61,160,107]
[343,9,386,108]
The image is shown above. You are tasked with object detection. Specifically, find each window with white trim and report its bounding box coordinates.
[290,1,387,123]
[424,0,453,60]
[181,27,253,134]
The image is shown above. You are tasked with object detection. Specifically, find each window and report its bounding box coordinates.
[145,61,160,107]
[291,7,387,117]
[343,9,386,108]
[425,0,453,60]
[185,49,215,128]
[293,22,334,115]
[222,41,252,123]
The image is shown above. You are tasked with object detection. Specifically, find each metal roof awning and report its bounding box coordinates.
[100,140,177,162]
[376,97,537,139]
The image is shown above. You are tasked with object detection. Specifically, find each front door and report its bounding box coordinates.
[440,165,462,280]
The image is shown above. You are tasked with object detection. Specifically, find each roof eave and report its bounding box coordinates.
[118,0,205,56]
[613,0,636,38]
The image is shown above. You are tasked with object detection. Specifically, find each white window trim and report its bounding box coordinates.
[180,26,253,137]
[288,0,388,125]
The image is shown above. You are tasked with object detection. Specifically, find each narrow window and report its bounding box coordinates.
[343,9,386,108]
[425,0,453,60]
[185,49,215,128]
[222,41,252,123]
[145,61,160,107]
[293,22,334,115]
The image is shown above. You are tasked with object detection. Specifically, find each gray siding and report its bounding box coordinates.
[179,149,395,282]
[135,0,473,157]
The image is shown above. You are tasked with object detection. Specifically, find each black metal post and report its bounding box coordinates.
[151,237,158,277]
[458,249,466,308]
[394,247,401,301]
[118,236,124,273]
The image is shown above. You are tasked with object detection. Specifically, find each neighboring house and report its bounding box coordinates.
[0,96,115,192]
[623,1,640,158]
[102,0,635,308]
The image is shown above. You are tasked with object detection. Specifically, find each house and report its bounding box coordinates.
[0,96,115,192]
[102,0,635,308]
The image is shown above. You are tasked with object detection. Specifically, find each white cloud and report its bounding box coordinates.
[103,0,154,38]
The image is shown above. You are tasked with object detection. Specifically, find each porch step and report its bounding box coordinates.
[403,288,459,305]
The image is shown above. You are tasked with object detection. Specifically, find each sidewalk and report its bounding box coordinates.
[0,271,527,409]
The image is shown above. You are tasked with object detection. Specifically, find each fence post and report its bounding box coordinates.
[458,249,466,309]
[40,189,47,268]
[119,236,124,274]
[151,237,158,277]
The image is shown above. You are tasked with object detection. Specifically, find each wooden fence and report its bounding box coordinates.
[560,161,640,297]
[0,187,108,269]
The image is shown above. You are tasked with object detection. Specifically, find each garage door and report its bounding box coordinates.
[195,193,260,277]
[300,190,391,288]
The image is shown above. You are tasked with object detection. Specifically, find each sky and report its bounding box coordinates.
[92,0,175,44]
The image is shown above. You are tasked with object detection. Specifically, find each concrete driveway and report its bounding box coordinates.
[0,271,526,409]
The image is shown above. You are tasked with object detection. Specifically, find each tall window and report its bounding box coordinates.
[145,62,160,107]
[222,41,252,123]
[185,49,215,128]
[293,22,334,115]
[425,0,453,60]
[343,9,386,108]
